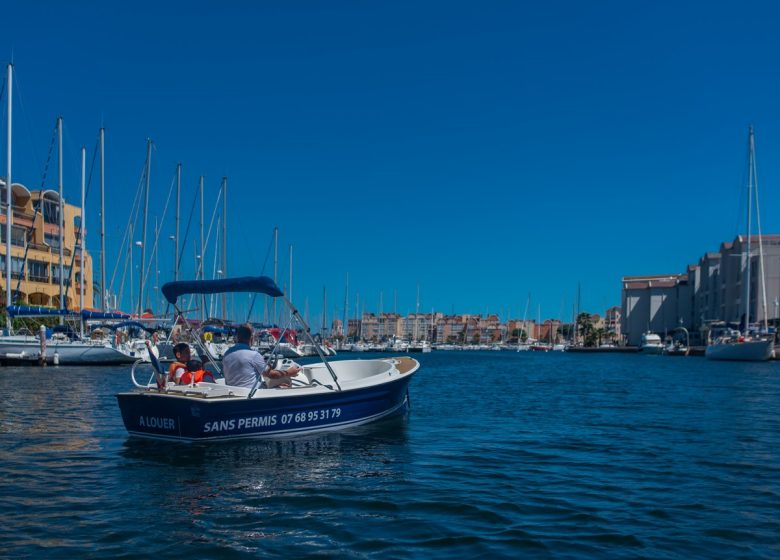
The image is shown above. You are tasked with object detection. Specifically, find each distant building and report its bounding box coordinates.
[621,274,690,346]
[621,235,780,345]
[0,180,93,310]
[605,306,621,340]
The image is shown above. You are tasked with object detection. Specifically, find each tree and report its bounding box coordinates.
[512,328,527,342]
[577,313,593,345]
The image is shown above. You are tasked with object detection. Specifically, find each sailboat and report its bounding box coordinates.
[706,126,774,361]
[517,294,531,351]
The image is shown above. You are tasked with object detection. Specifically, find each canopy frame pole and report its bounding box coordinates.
[283,295,341,390]
[247,314,296,398]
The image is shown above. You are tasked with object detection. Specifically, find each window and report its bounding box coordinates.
[0,224,28,248]
[44,233,61,249]
[52,264,72,287]
[28,260,48,283]
[42,198,61,225]
[0,256,26,279]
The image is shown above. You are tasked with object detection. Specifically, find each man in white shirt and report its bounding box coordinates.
[222,324,299,388]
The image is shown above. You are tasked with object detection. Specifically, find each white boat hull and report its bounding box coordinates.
[705,339,774,361]
[0,338,137,364]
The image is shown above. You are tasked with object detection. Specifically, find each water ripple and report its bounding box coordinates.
[2,356,780,558]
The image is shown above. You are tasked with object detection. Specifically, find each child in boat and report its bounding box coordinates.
[168,343,191,384]
[179,358,216,385]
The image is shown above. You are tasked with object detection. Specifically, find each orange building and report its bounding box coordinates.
[0,179,93,310]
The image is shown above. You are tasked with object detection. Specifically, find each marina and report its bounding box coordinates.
[3,2,780,558]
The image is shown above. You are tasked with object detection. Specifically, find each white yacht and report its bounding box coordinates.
[639,332,664,354]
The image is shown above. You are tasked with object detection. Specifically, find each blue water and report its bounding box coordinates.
[1,351,779,558]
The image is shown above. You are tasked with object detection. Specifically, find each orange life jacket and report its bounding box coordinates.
[179,369,216,385]
[168,361,187,382]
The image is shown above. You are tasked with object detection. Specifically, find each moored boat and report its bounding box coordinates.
[706,128,774,362]
[705,329,773,361]
[639,332,664,354]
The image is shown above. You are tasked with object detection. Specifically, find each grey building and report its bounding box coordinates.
[622,274,691,346]
[621,235,780,346]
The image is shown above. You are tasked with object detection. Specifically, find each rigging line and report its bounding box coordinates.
[12,123,58,299]
[108,157,147,293]
[175,181,199,273]
[751,139,769,329]
[141,171,176,301]
[174,184,200,314]
[163,182,198,316]
[114,169,145,310]
[62,140,98,310]
[195,186,223,280]
[12,70,49,182]
[245,230,276,322]
[83,134,100,199]
[735,136,750,240]
[38,121,57,190]
[116,225,132,313]
[114,182,145,311]
[208,217,220,318]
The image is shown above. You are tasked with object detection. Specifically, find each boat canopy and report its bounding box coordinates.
[203,325,234,334]
[6,305,77,318]
[81,310,131,320]
[112,321,156,333]
[162,276,283,305]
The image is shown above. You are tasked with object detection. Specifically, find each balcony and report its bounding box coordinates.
[28,242,51,253]
[27,274,50,283]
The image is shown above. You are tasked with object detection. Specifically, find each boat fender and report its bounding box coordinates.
[204,332,213,342]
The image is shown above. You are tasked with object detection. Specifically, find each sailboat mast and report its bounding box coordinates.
[79,147,85,334]
[273,226,278,323]
[745,127,754,330]
[58,116,64,313]
[221,176,227,318]
[343,272,349,339]
[138,138,152,317]
[322,285,327,337]
[100,127,106,311]
[4,64,12,315]
[174,163,180,282]
[415,284,420,341]
[199,175,204,320]
[288,243,293,324]
[753,140,769,332]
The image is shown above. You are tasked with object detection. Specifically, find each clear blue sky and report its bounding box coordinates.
[4,1,780,327]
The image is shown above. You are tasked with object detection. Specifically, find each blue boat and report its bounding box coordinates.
[116,276,420,442]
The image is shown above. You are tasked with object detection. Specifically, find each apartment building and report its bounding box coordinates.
[0,180,93,310]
